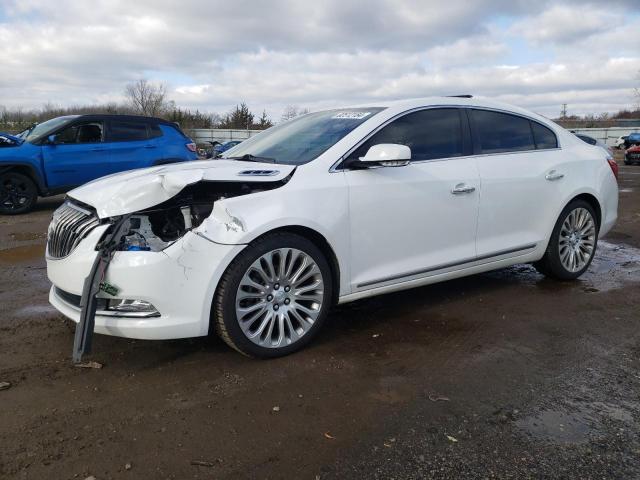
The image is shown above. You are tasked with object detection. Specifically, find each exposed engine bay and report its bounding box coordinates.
[115,177,292,251]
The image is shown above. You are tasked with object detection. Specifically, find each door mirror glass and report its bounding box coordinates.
[359,144,411,167]
[47,134,59,145]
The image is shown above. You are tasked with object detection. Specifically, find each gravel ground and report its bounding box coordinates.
[0,154,639,479]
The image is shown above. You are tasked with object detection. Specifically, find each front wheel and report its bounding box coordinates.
[0,172,38,215]
[213,232,333,358]
[534,200,599,280]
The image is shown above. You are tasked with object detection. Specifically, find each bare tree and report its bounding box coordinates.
[124,79,170,116]
[280,105,309,122]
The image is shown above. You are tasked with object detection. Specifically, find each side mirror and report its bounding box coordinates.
[47,134,58,145]
[358,144,411,167]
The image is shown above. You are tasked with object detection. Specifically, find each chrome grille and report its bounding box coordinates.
[47,202,100,258]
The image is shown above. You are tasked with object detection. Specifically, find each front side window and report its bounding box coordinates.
[349,108,464,161]
[56,121,104,144]
[110,121,149,141]
[472,109,535,154]
[222,108,385,165]
[25,116,78,143]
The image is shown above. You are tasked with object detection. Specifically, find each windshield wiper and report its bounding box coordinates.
[226,154,277,164]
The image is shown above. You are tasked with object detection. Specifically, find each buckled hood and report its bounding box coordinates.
[69,160,295,219]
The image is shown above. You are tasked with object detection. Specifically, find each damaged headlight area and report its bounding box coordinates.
[117,204,213,252]
[99,176,293,252]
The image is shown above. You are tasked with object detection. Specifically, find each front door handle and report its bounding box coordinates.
[144,144,157,149]
[545,170,564,181]
[451,183,476,195]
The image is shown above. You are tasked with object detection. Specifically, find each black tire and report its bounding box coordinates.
[534,200,599,280]
[0,172,38,215]
[213,232,333,358]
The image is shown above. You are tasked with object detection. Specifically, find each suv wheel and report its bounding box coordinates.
[213,232,333,358]
[534,200,598,280]
[0,172,38,215]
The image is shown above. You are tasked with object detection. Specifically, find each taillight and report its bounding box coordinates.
[186,142,197,153]
[607,158,619,181]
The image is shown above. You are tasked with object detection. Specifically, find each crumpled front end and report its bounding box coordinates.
[46,161,295,341]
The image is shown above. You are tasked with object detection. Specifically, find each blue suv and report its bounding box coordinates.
[0,114,198,214]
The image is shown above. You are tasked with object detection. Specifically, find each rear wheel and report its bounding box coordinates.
[534,200,598,280]
[0,172,38,214]
[213,232,333,358]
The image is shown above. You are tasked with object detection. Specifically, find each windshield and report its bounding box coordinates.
[25,116,78,143]
[223,107,384,165]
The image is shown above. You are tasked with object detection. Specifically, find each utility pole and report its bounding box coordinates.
[561,104,568,118]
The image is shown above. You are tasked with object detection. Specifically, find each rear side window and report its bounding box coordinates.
[350,108,464,161]
[532,122,557,149]
[110,121,149,141]
[472,109,535,154]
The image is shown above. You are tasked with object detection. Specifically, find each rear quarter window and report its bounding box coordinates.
[531,122,558,149]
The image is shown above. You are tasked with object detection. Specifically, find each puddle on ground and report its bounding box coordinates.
[486,240,640,292]
[0,244,45,263]
[9,231,47,241]
[517,399,638,445]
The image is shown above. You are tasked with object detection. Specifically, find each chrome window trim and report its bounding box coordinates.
[330,105,562,173]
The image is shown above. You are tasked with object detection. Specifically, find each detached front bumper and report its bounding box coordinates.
[47,226,245,340]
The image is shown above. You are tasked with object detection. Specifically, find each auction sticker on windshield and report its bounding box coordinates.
[332,111,372,120]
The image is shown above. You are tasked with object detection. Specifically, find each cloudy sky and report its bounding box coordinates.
[1,0,639,119]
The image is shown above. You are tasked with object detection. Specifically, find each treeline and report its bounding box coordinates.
[555,108,640,128]
[0,102,276,133]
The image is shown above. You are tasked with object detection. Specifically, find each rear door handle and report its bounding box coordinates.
[451,183,476,195]
[545,170,564,181]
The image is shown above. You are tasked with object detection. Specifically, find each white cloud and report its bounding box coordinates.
[0,0,638,118]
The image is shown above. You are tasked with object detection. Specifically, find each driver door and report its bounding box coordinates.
[42,120,111,189]
[344,108,480,291]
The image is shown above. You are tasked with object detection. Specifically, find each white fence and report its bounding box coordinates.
[188,128,262,145]
[569,127,640,146]
[187,126,640,148]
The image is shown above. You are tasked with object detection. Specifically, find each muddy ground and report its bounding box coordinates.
[1,156,639,479]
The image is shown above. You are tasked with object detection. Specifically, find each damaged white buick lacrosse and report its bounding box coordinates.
[47,97,618,358]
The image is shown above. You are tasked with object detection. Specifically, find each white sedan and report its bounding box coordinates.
[46,97,619,358]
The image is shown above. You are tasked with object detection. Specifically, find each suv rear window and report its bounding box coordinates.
[110,121,149,141]
[149,123,163,138]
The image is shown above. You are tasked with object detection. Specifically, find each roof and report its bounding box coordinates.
[73,114,176,125]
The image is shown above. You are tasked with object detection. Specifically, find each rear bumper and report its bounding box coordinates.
[47,228,245,340]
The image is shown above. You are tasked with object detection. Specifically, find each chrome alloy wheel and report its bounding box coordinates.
[235,248,325,348]
[558,207,596,272]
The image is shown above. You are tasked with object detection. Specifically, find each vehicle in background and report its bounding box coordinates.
[615,135,628,149]
[625,144,640,165]
[623,133,640,150]
[213,140,243,157]
[46,97,618,358]
[0,115,198,214]
[574,133,614,157]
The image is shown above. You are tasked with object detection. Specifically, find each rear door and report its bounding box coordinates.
[41,119,110,188]
[470,108,565,257]
[106,119,157,173]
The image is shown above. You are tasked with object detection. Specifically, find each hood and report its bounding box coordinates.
[69,159,296,219]
[0,132,25,147]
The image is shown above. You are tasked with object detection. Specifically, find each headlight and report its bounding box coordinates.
[113,204,213,252]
